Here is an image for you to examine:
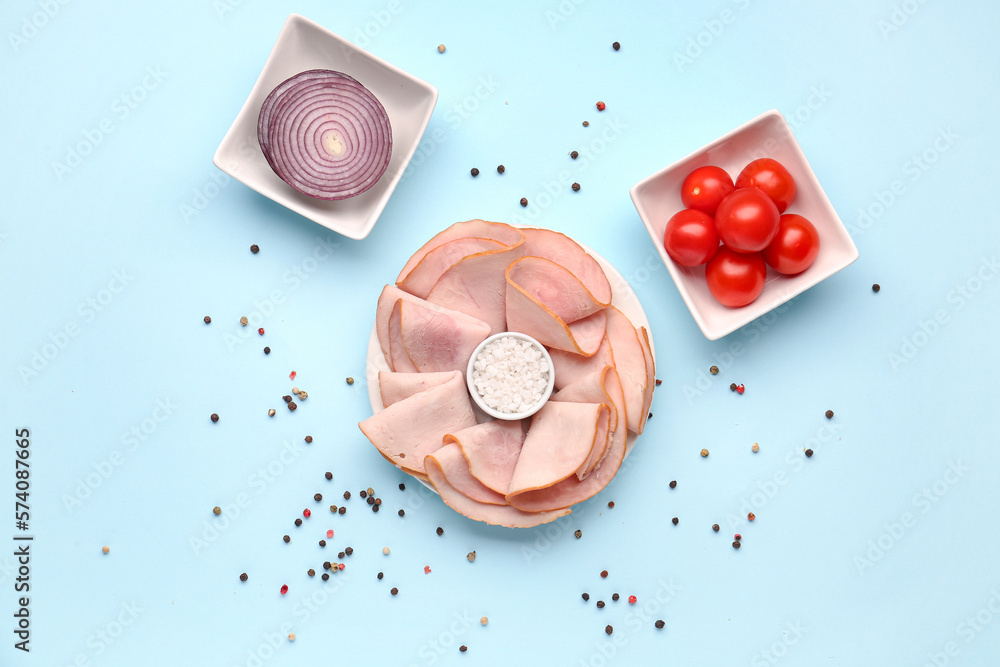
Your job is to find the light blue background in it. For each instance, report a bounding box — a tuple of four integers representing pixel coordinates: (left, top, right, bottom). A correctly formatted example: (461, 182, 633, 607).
(2, 1, 999, 665)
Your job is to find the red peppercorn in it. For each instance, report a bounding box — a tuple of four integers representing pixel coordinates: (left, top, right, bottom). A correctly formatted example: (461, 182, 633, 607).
(736, 383, 745, 394)
(596, 101, 606, 111)
(628, 595, 637, 604)
(289, 371, 297, 380)
(280, 584, 288, 595)
(424, 565, 432, 574)
(338, 563, 345, 570)
(258, 327, 265, 335)
(734, 533, 742, 540)
(327, 529, 334, 538)
(303, 509, 311, 518)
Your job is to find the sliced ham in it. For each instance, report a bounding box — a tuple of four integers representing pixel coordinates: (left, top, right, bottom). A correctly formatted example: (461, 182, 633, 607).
(396, 237, 504, 298)
(358, 373, 476, 476)
(378, 370, 462, 408)
(606, 306, 655, 434)
(396, 219, 524, 286)
(444, 420, 525, 495)
(521, 227, 612, 307)
(550, 366, 619, 478)
(549, 334, 613, 391)
(506, 402, 609, 498)
(505, 257, 607, 356)
(424, 443, 506, 505)
(375, 284, 491, 373)
(425, 451, 571, 528)
(507, 367, 628, 512)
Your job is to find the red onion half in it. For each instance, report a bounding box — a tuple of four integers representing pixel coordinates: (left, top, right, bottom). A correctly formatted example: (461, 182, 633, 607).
(257, 69, 392, 200)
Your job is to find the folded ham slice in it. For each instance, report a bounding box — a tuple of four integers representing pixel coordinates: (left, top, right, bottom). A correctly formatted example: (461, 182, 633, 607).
(425, 450, 571, 528)
(424, 443, 506, 505)
(375, 285, 490, 373)
(443, 420, 525, 495)
(358, 373, 477, 476)
(606, 306, 655, 434)
(521, 228, 613, 307)
(548, 334, 613, 391)
(507, 366, 628, 512)
(378, 370, 462, 408)
(396, 219, 524, 287)
(506, 402, 609, 499)
(396, 237, 504, 299)
(505, 257, 608, 356)
(549, 366, 620, 478)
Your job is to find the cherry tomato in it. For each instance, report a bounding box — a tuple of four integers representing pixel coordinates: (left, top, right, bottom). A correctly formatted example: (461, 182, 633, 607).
(705, 246, 767, 307)
(663, 209, 719, 266)
(680, 165, 735, 216)
(763, 213, 820, 275)
(735, 158, 796, 213)
(713, 188, 780, 253)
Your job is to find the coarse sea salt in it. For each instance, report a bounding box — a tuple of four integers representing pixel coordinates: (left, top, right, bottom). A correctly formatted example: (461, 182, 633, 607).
(471, 336, 550, 415)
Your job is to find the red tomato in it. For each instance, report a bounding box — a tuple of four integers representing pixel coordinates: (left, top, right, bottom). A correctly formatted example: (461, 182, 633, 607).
(663, 209, 719, 266)
(763, 213, 820, 274)
(680, 165, 735, 216)
(713, 188, 780, 253)
(705, 246, 767, 307)
(735, 158, 796, 213)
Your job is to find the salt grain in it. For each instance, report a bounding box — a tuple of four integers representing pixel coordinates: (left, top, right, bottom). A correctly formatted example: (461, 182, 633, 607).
(471, 336, 550, 414)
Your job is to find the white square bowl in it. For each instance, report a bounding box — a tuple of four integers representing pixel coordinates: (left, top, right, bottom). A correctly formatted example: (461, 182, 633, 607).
(630, 109, 859, 340)
(213, 13, 438, 240)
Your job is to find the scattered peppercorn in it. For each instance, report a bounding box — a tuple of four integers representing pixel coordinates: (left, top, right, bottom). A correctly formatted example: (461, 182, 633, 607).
(596, 101, 606, 111)
(712, 524, 720, 532)
(730, 383, 737, 391)
(612, 41, 620, 51)
(572, 182, 581, 191)
(283, 395, 292, 403)
(607, 501, 615, 509)
(710, 365, 719, 375)
(240, 572, 248, 582)
(258, 328, 265, 335)
(605, 625, 613, 635)
(280, 585, 288, 595)
(375, 498, 382, 506)
(377, 572, 384, 580)
(570, 150, 579, 159)
(324, 473, 331, 483)
(672, 517, 679, 525)
(736, 383, 745, 394)
(701, 449, 709, 458)
(307, 569, 315, 577)
(470, 168, 479, 177)
(520, 197, 528, 207)
(329, 505, 337, 513)
(283, 535, 290, 543)
(655, 378, 662, 386)
(825, 410, 834, 419)
(467, 551, 476, 562)
(294, 518, 302, 527)
(323, 561, 331, 570)
(240, 316, 248, 326)
(497, 165, 505, 174)
(302, 509, 311, 518)
(752, 442, 759, 453)
(597, 600, 606, 608)
(288, 401, 297, 411)
(436, 526, 444, 536)
(437, 44, 446, 53)
(102, 546, 110, 554)
(268, 408, 276, 417)
(669, 480, 677, 489)
(210, 413, 219, 423)
(366, 496, 375, 506)
(313, 493, 322, 502)
(582, 593, 590, 601)
(383, 547, 390, 555)
(481, 617, 488, 626)
(343, 491, 351, 500)
(460, 645, 468, 653)
(582, 121, 589, 127)
(748, 513, 756, 521)
(574, 529, 582, 539)
(288, 633, 295, 642)
(346, 377, 354, 385)
(367, 487, 374, 496)
(399, 483, 406, 490)
(872, 283, 881, 293)
(735, 533, 741, 540)
(600, 570, 608, 578)
(628, 595, 637, 604)
(612, 593, 620, 601)
(338, 551, 345, 559)
(204, 316, 211, 324)
(319, 540, 326, 547)
(338, 507, 346, 515)
(391, 587, 398, 596)
(264, 346, 271, 355)
(322, 573, 330, 581)
(345, 547, 353, 556)
(398, 509, 405, 517)
(655, 620, 665, 629)
(805, 449, 814, 458)
(733, 541, 741, 549)
(213, 506, 222, 515)
(360, 490, 368, 499)
(250, 244, 260, 254)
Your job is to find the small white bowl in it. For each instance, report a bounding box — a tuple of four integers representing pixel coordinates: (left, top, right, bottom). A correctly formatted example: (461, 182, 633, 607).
(630, 109, 859, 340)
(466, 332, 556, 421)
(213, 13, 438, 240)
